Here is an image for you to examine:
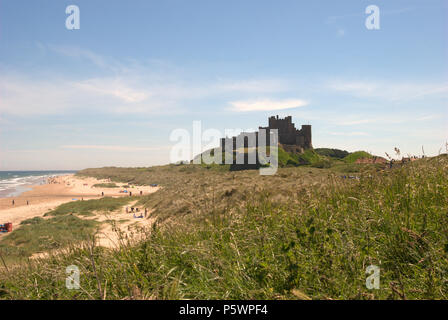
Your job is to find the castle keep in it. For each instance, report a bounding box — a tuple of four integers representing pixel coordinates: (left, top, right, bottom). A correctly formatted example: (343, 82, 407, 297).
(220, 115, 312, 154)
(260, 115, 312, 149)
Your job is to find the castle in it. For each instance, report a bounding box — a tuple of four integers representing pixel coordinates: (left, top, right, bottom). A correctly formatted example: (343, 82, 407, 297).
(220, 115, 312, 154)
(260, 115, 312, 150)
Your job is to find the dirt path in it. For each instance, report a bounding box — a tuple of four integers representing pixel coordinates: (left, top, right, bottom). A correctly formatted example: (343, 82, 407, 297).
(30, 201, 156, 259)
(94, 200, 156, 248)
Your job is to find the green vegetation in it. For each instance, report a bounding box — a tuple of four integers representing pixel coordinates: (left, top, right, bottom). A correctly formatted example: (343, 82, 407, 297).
(92, 183, 118, 188)
(0, 215, 98, 262)
(197, 146, 325, 168)
(277, 147, 301, 166)
(315, 148, 350, 159)
(0, 155, 446, 299)
(0, 197, 132, 263)
(44, 197, 131, 217)
(20, 217, 45, 225)
(194, 146, 376, 170)
(311, 158, 333, 169)
(295, 149, 321, 165)
(343, 151, 373, 163)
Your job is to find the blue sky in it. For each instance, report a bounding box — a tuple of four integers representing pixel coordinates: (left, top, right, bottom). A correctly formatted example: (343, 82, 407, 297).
(0, 0, 447, 170)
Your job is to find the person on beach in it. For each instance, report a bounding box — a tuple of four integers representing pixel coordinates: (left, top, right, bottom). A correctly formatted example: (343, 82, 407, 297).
(140, 191, 142, 196)
(27, 200, 29, 205)
(129, 191, 132, 197)
(145, 208, 147, 218)
(12, 200, 14, 206)
(102, 192, 104, 196)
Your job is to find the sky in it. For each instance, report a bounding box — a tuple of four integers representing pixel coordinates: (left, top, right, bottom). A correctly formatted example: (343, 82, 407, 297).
(0, 0, 447, 170)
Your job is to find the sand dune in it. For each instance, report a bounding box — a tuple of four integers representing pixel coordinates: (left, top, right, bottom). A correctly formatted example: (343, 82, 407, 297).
(0, 174, 159, 231)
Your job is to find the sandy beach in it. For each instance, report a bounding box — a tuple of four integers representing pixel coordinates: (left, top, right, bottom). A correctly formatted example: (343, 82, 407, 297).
(0, 174, 159, 233)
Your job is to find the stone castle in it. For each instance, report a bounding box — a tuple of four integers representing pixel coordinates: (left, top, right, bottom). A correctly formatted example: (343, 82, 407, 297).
(260, 115, 312, 151)
(220, 115, 312, 154)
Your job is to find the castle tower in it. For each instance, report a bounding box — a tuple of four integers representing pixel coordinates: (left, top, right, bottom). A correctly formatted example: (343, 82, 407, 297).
(301, 125, 312, 149)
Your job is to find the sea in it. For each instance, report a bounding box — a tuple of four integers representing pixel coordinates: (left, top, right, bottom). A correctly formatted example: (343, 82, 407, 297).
(0, 171, 77, 198)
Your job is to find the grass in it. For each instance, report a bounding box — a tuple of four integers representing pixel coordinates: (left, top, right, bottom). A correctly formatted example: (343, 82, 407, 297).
(344, 151, 373, 163)
(0, 215, 99, 263)
(44, 197, 131, 217)
(0, 197, 132, 264)
(92, 183, 118, 188)
(315, 148, 350, 159)
(277, 147, 301, 166)
(0, 155, 446, 299)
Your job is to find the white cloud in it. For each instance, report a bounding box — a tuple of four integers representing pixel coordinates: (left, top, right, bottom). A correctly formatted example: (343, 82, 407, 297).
(0, 74, 165, 116)
(333, 114, 441, 126)
(212, 79, 291, 94)
(330, 132, 369, 136)
(328, 80, 448, 102)
(416, 114, 438, 121)
(47, 45, 124, 72)
(0, 74, 292, 116)
(229, 98, 309, 112)
(61, 145, 170, 152)
(0, 48, 292, 116)
(74, 78, 150, 103)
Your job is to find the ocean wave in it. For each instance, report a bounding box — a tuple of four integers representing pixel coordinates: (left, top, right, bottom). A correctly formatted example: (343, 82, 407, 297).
(0, 172, 74, 198)
(0, 175, 47, 191)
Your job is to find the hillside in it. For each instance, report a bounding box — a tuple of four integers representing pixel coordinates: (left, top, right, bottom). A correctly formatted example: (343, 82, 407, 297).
(343, 151, 374, 163)
(0, 155, 446, 299)
(194, 146, 378, 170)
(315, 148, 350, 159)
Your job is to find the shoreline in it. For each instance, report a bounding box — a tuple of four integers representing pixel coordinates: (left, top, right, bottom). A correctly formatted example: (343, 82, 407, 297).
(0, 174, 159, 231)
(0, 171, 76, 199)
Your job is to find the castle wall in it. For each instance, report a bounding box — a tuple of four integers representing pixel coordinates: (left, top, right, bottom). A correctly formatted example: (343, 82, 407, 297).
(220, 116, 312, 162)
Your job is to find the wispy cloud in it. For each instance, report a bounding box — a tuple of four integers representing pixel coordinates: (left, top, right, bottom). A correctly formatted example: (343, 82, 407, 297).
(0, 74, 166, 116)
(212, 79, 291, 94)
(328, 80, 448, 102)
(47, 44, 125, 72)
(0, 46, 294, 116)
(0, 73, 291, 116)
(329, 132, 369, 136)
(229, 98, 308, 112)
(74, 78, 150, 103)
(333, 114, 441, 126)
(61, 145, 170, 152)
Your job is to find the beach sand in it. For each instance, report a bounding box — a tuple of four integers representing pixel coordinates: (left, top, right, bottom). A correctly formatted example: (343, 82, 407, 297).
(0, 174, 159, 239)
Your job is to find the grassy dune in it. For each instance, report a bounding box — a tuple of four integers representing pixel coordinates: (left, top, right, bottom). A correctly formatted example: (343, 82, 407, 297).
(0, 197, 132, 264)
(0, 155, 446, 299)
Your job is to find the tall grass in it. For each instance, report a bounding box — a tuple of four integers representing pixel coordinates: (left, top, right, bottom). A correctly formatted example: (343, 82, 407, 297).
(0, 197, 132, 264)
(0, 156, 446, 299)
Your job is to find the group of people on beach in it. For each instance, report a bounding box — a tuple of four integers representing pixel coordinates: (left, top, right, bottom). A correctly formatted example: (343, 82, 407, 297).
(47, 177, 60, 184)
(126, 206, 148, 219)
(11, 199, 29, 206)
